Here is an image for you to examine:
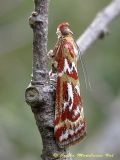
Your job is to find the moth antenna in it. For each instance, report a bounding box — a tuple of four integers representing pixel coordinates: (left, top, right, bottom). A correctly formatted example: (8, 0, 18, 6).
(76, 43, 92, 90)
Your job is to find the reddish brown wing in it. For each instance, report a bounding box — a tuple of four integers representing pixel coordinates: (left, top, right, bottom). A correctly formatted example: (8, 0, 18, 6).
(54, 37, 86, 148)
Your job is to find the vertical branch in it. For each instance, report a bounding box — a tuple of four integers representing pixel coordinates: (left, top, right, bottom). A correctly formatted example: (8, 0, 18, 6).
(25, 0, 71, 159)
(32, 0, 48, 83)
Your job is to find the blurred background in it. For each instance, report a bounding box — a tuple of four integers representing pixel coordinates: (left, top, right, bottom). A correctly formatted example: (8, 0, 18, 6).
(0, 0, 120, 160)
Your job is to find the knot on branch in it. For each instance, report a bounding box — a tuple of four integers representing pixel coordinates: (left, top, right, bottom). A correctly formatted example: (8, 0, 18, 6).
(25, 84, 45, 107)
(25, 82, 56, 108)
(98, 27, 109, 39)
(29, 11, 45, 28)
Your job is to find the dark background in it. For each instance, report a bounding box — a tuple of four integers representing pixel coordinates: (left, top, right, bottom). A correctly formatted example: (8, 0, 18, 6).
(0, 0, 120, 160)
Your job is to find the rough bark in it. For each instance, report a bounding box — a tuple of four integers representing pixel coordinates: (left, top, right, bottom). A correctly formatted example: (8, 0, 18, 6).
(25, 0, 120, 160)
(25, 0, 71, 160)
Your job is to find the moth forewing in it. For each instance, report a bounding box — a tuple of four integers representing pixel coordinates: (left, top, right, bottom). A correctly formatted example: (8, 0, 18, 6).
(49, 22, 87, 148)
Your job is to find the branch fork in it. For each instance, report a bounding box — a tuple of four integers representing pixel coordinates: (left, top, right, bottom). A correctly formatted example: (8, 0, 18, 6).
(29, 11, 46, 28)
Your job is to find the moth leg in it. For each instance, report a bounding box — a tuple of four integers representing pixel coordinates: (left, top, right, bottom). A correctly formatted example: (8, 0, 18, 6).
(51, 61, 58, 73)
(47, 49, 55, 59)
(49, 60, 58, 88)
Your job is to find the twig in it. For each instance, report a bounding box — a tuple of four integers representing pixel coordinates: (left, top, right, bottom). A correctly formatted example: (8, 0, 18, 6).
(77, 0, 120, 54)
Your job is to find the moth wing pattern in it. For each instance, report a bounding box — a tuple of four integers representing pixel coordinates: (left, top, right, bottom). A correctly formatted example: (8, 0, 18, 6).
(54, 37, 86, 148)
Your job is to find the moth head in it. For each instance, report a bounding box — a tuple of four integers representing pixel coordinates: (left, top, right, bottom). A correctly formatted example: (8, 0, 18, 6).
(56, 22, 73, 37)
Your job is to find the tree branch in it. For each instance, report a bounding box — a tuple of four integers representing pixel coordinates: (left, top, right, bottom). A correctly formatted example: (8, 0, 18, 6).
(25, 0, 71, 160)
(25, 0, 120, 160)
(77, 0, 120, 54)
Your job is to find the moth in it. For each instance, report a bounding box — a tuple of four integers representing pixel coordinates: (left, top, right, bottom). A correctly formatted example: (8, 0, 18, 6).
(48, 22, 86, 148)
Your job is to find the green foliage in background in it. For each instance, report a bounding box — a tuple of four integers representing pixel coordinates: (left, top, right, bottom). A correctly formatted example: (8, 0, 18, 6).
(0, 0, 120, 160)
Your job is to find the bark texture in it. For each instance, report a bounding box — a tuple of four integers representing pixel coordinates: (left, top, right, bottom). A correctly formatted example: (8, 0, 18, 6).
(25, 0, 71, 159)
